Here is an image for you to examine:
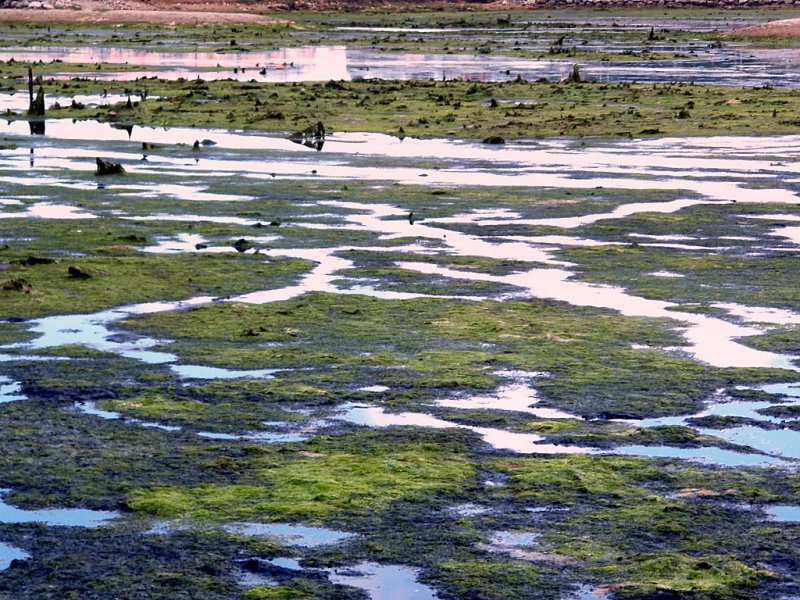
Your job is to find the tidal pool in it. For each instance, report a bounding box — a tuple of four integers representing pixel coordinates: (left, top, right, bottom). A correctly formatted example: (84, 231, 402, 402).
(0, 489, 117, 527)
(0, 376, 24, 403)
(0, 543, 29, 571)
(764, 505, 800, 523)
(336, 403, 589, 455)
(327, 562, 440, 600)
(222, 522, 353, 547)
(3, 43, 800, 87)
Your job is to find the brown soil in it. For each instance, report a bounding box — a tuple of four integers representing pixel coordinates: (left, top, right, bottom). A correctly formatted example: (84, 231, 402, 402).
(726, 17, 800, 38)
(0, 5, 285, 24)
(1, 0, 497, 25)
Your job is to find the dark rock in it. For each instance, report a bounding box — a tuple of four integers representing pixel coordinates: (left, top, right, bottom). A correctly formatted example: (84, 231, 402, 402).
(1, 278, 32, 292)
(67, 266, 92, 279)
(19, 255, 55, 266)
(232, 239, 252, 253)
(482, 135, 505, 145)
(95, 158, 124, 176)
(288, 121, 326, 151)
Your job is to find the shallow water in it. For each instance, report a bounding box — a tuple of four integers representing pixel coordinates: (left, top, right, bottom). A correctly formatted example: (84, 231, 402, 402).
(3, 119, 800, 468)
(613, 444, 788, 468)
(0, 489, 117, 527)
(0, 543, 29, 571)
(437, 380, 585, 419)
(3, 43, 800, 87)
(0, 376, 24, 403)
(336, 403, 589, 455)
(630, 384, 800, 462)
(490, 530, 540, 547)
(222, 522, 353, 547)
(764, 505, 800, 522)
(328, 562, 440, 600)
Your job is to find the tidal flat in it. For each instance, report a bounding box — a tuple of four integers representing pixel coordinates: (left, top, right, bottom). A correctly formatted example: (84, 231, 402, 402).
(2, 8, 800, 599)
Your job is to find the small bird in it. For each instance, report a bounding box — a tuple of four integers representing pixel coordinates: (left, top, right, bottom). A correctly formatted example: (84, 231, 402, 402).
(408, 211, 416, 225)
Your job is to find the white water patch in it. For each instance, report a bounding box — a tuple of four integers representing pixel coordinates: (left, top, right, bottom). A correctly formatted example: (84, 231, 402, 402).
(436, 381, 577, 419)
(142, 234, 279, 254)
(0, 543, 29, 571)
(714, 303, 800, 325)
(5, 122, 800, 209)
(75, 400, 310, 442)
(649, 271, 685, 278)
(612, 445, 788, 467)
(616, 384, 800, 463)
(398, 260, 793, 370)
(0, 202, 96, 220)
(1, 296, 215, 364)
(115, 184, 251, 203)
(231, 245, 484, 305)
(0, 376, 24, 403)
(327, 562, 440, 599)
(359, 385, 390, 393)
(335, 403, 589, 455)
(222, 523, 353, 547)
(0, 488, 118, 527)
(764, 505, 800, 522)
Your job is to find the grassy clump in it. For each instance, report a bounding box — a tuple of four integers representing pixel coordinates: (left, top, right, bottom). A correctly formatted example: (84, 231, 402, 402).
(128, 433, 474, 521)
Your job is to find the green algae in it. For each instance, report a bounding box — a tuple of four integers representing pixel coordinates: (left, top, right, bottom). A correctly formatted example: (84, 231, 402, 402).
(11, 76, 800, 140)
(244, 586, 315, 600)
(120, 292, 792, 418)
(128, 432, 474, 522)
(0, 253, 310, 318)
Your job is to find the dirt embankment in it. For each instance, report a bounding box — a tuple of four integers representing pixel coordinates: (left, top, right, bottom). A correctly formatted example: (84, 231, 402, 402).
(726, 18, 800, 38)
(0, 0, 496, 23)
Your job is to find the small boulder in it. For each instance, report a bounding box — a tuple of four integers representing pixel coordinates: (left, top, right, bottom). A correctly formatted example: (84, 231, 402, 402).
(67, 266, 92, 279)
(232, 239, 252, 253)
(95, 158, 124, 176)
(19, 255, 55, 266)
(482, 135, 505, 145)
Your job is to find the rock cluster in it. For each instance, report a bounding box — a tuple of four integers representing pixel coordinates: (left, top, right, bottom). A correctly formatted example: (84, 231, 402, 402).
(521, 0, 796, 5)
(0, 0, 78, 8)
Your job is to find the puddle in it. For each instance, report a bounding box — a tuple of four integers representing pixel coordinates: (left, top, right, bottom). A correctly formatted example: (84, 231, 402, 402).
(490, 530, 539, 547)
(76, 400, 305, 441)
(359, 385, 390, 393)
(628, 384, 800, 462)
(0, 543, 31, 571)
(613, 445, 789, 468)
(570, 585, 612, 600)
(764, 505, 800, 522)
(0, 543, 29, 571)
(0, 202, 96, 220)
(0, 92, 144, 113)
(75, 401, 181, 432)
(0, 488, 117, 527)
(397, 260, 795, 371)
(0, 377, 25, 403)
(222, 522, 353, 547)
(436, 381, 578, 419)
(253, 556, 439, 598)
(4, 43, 800, 87)
(328, 562, 439, 600)
(336, 403, 589, 455)
(170, 364, 279, 380)
(448, 503, 491, 517)
(196, 430, 308, 443)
